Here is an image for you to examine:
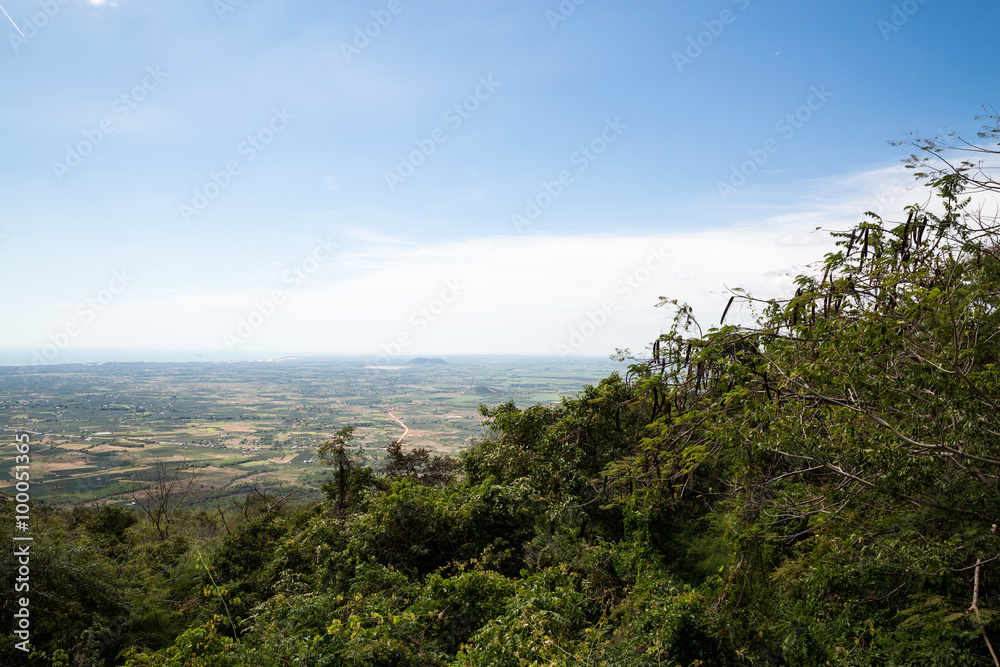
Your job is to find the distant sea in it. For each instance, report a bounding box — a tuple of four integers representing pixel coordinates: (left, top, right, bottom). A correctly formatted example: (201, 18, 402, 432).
(0, 349, 318, 366)
(0, 349, 625, 369)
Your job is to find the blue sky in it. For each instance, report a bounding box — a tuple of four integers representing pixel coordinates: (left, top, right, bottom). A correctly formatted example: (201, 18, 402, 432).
(1, 0, 998, 364)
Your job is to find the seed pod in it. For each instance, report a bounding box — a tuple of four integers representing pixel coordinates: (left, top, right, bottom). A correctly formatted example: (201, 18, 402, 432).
(915, 216, 926, 245)
(720, 296, 735, 325)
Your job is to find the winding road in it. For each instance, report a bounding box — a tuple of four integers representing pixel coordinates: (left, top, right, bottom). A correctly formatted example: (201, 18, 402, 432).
(387, 410, 409, 444)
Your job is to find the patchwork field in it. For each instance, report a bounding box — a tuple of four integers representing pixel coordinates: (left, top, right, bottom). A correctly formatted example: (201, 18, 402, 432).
(0, 355, 623, 507)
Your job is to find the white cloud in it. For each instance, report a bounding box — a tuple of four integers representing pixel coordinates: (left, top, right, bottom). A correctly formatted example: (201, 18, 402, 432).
(14, 163, 993, 362)
(15, 223, 833, 360)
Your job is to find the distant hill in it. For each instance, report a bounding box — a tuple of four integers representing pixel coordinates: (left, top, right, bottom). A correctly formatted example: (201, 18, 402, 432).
(406, 357, 448, 366)
(463, 385, 497, 395)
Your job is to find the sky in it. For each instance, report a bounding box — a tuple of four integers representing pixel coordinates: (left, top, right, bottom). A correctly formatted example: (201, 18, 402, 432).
(1, 0, 998, 365)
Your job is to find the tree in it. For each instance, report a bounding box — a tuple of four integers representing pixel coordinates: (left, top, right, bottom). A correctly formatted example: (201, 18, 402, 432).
(318, 426, 364, 513)
(128, 458, 202, 539)
(619, 111, 1000, 663)
(229, 482, 294, 523)
(382, 441, 459, 486)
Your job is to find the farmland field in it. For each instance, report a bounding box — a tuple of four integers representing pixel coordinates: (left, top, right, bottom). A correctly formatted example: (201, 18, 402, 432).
(0, 355, 623, 507)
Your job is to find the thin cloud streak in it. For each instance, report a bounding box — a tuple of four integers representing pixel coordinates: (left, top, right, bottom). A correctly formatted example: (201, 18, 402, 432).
(0, 3, 24, 37)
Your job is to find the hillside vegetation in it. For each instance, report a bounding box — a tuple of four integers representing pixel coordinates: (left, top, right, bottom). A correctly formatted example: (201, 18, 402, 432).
(4, 117, 1000, 666)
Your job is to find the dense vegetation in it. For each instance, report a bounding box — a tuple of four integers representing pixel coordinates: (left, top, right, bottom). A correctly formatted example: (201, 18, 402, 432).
(4, 117, 1000, 665)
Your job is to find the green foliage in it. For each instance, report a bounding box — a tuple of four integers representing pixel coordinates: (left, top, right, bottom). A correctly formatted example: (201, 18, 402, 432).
(465, 374, 633, 500)
(122, 619, 238, 667)
(451, 567, 589, 667)
(383, 441, 460, 486)
(345, 478, 535, 576)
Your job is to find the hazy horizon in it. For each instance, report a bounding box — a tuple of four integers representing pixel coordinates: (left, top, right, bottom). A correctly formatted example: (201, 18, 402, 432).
(0, 348, 629, 367)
